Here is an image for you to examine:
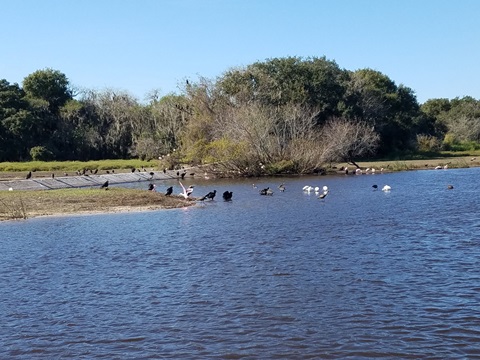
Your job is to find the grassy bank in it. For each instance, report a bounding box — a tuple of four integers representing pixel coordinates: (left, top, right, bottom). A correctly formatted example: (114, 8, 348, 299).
(0, 188, 194, 221)
(0, 159, 159, 173)
(343, 154, 480, 172)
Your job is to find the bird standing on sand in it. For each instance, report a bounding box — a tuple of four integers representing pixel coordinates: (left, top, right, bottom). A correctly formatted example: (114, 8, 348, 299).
(165, 186, 173, 196)
(100, 180, 109, 189)
(178, 181, 194, 198)
(26, 171, 32, 179)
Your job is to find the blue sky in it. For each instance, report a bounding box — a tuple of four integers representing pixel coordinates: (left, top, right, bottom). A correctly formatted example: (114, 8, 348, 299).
(2, 0, 479, 104)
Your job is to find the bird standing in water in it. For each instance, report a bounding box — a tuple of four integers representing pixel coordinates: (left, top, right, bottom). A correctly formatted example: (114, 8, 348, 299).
(100, 180, 109, 189)
(260, 187, 273, 196)
(223, 191, 233, 201)
(318, 191, 328, 199)
(205, 190, 217, 200)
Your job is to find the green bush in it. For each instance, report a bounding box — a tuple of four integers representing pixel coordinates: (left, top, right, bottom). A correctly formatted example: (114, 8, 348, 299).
(30, 146, 54, 161)
(264, 160, 297, 174)
(416, 134, 441, 152)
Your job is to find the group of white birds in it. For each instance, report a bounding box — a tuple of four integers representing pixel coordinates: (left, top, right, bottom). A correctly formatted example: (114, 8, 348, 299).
(303, 185, 329, 199)
(302, 183, 392, 199)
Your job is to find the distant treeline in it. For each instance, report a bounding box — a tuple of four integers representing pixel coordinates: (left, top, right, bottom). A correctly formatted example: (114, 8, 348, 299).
(1, 57, 479, 175)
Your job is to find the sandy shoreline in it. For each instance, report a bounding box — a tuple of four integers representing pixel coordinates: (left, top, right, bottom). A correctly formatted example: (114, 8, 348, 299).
(0, 188, 195, 222)
(26, 204, 193, 220)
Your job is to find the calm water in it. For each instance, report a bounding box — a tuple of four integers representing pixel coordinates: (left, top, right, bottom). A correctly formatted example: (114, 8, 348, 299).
(1, 168, 480, 359)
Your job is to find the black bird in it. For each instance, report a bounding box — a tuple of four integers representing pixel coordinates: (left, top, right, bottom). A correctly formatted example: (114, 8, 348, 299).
(148, 183, 156, 191)
(181, 172, 186, 179)
(165, 186, 173, 196)
(205, 190, 217, 200)
(223, 191, 233, 201)
(93, 169, 98, 174)
(260, 187, 273, 196)
(163, 168, 167, 174)
(318, 191, 328, 199)
(131, 168, 136, 173)
(150, 172, 154, 176)
(51, 173, 55, 179)
(372, 184, 378, 190)
(197, 190, 216, 202)
(100, 180, 109, 189)
(26, 171, 32, 179)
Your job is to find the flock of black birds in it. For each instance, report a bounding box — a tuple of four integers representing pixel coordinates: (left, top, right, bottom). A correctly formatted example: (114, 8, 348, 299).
(146, 183, 233, 202)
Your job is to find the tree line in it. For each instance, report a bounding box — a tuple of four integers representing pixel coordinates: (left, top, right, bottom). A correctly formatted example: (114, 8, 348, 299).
(1, 57, 479, 175)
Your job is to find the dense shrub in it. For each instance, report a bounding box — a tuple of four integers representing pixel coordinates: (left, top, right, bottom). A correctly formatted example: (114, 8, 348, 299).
(30, 146, 54, 161)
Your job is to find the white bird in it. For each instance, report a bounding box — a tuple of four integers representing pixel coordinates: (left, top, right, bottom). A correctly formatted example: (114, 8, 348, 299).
(303, 185, 313, 192)
(322, 186, 328, 192)
(382, 185, 391, 192)
(435, 165, 442, 170)
(8, 187, 13, 191)
(178, 181, 194, 198)
(314, 186, 320, 192)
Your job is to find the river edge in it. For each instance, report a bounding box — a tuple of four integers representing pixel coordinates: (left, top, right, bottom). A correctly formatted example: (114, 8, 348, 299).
(0, 188, 195, 222)
(1, 155, 479, 222)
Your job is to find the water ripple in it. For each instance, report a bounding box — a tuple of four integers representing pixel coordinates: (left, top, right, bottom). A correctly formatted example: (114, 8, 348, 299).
(1, 168, 480, 358)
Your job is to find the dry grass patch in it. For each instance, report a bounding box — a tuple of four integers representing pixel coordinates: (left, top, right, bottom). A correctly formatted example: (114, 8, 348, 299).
(0, 188, 194, 221)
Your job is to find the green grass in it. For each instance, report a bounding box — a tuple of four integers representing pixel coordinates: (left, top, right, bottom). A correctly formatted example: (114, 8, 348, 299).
(0, 159, 159, 172)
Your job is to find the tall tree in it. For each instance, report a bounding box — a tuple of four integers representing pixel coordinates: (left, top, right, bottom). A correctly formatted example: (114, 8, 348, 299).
(23, 68, 73, 113)
(0, 80, 31, 160)
(345, 69, 420, 155)
(217, 56, 347, 123)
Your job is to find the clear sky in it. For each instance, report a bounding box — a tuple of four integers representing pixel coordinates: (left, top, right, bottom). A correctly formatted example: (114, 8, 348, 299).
(2, 0, 479, 104)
